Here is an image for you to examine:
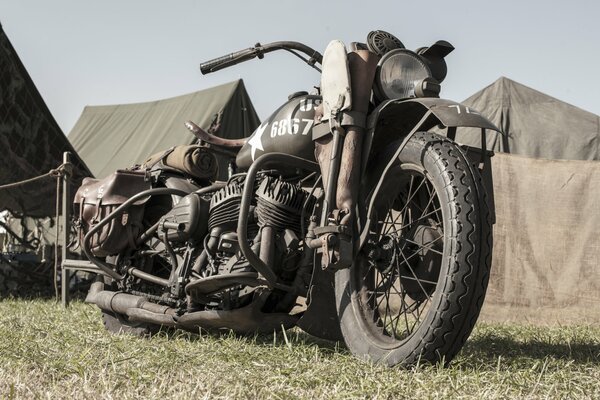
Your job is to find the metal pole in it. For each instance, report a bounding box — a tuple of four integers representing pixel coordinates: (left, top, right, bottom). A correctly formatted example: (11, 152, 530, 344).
(61, 152, 71, 307)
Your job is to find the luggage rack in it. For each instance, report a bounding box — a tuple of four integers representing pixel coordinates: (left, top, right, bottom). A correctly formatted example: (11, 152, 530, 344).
(58, 152, 104, 306)
(61, 259, 103, 306)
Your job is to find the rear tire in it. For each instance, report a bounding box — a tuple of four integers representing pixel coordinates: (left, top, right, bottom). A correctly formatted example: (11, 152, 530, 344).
(101, 308, 159, 337)
(335, 132, 492, 367)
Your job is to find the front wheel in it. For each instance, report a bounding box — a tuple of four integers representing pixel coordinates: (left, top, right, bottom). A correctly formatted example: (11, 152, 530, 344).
(335, 132, 492, 367)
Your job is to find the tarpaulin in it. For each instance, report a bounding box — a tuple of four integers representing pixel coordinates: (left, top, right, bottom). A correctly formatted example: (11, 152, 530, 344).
(480, 152, 600, 323)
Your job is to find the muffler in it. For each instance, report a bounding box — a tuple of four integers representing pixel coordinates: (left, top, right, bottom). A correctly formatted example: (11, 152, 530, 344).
(126, 308, 177, 327)
(85, 281, 177, 326)
(177, 308, 298, 335)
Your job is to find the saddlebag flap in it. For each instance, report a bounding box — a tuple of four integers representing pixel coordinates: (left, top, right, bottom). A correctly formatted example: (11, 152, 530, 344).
(143, 145, 218, 181)
(73, 170, 152, 257)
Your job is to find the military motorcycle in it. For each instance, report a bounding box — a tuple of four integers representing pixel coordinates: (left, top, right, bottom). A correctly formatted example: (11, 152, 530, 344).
(76, 30, 499, 367)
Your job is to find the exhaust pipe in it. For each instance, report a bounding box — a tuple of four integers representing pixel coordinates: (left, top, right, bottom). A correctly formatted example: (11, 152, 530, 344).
(177, 308, 299, 334)
(178, 290, 299, 334)
(86, 281, 177, 326)
(86, 284, 299, 333)
(126, 308, 177, 327)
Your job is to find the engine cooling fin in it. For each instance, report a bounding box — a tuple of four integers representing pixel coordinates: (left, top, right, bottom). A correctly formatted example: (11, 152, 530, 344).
(208, 183, 243, 231)
(255, 176, 312, 235)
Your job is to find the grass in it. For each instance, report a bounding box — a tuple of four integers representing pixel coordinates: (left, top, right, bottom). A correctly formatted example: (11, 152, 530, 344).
(0, 299, 598, 399)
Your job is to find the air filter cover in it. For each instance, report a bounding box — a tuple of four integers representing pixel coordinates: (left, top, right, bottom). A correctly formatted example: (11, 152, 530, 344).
(366, 30, 405, 56)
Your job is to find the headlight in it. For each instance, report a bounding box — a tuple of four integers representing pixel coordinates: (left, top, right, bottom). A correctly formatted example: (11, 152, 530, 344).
(373, 49, 434, 101)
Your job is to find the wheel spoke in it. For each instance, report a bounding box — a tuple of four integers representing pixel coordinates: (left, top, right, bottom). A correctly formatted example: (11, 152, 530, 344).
(383, 208, 403, 236)
(397, 176, 427, 217)
(393, 241, 430, 268)
(389, 285, 408, 337)
(398, 275, 437, 286)
(425, 181, 443, 224)
(396, 241, 432, 302)
(396, 256, 420, 333)
(399, 207, 442, 231)
(418, 182, 438, 220)
(383, 208, 401, 236)
(402, 236, 444, 256)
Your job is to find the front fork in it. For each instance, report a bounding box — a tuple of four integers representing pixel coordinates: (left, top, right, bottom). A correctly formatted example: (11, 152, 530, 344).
(310, 126, 354, 270)
(308, 49, 379, 270)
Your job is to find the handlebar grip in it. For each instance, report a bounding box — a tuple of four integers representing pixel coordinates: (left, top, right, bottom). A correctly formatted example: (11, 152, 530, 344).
(200, 47, 256, 74)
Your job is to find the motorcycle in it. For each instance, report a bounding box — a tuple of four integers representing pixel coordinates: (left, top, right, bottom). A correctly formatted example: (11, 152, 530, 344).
(76, 30, 499, 367)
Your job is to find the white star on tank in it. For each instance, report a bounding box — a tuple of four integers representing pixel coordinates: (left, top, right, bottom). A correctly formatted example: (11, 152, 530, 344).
(248, 121, 268, 160)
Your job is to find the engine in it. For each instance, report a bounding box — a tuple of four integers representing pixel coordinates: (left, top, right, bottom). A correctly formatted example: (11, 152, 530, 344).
(157, 174, 313, 310)
(200, 175, 312, 280)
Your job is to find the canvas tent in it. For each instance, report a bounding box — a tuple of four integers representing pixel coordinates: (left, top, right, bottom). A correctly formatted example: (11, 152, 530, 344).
(0, 22, 91, 218)
(455, 77, 600, 160)
(0, 21, 93, 297)
(454, 77, 600, 324)
(68, 80, 260, 180)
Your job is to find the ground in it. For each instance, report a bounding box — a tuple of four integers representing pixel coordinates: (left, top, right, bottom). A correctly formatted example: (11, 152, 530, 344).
(0, 299, 598, 399)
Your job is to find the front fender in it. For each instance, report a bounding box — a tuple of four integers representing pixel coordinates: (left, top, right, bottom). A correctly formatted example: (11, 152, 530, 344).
(364, 97, 501, 160)
(394, 98, 500, 131)
(358, 98, 500, 246)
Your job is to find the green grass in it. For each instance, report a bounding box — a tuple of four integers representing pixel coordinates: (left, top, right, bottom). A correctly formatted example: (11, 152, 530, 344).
(0, 299, 598, 399)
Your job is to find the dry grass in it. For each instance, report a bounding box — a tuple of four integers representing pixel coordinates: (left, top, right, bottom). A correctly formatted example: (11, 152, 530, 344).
(0, 299, 599, 399)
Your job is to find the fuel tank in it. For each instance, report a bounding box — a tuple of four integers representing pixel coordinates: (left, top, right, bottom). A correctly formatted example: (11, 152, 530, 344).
(236, 94, 321, 169)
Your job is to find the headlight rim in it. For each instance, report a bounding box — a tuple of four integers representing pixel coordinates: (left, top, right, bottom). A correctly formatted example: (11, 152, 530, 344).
(373, 49, 433, 102)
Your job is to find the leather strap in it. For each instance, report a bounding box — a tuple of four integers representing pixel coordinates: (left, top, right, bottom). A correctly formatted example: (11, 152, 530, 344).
(340, 110, 367, 128)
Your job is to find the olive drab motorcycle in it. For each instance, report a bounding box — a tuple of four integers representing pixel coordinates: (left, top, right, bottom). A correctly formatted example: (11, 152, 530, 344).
(76, 30, 500, 367)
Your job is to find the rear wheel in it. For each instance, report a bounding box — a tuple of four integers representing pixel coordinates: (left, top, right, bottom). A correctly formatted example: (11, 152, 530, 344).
(335, 132, 492, 367)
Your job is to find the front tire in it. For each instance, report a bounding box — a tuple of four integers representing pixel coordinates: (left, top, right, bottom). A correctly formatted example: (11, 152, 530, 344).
(335, 132, 492, 367)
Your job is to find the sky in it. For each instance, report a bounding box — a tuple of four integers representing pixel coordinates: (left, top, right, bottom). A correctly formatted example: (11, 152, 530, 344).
(1, 0, 599, 134)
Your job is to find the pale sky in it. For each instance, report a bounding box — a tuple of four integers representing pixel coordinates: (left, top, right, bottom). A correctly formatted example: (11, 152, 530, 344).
(1, 0, 599, 134)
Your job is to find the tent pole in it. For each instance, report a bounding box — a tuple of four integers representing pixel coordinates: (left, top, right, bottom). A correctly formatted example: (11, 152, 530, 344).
(61, 152, 71, 307)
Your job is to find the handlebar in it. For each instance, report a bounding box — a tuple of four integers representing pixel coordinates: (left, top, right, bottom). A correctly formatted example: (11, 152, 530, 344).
(200, 47, 258, 74)
(200, 41, 323, 75)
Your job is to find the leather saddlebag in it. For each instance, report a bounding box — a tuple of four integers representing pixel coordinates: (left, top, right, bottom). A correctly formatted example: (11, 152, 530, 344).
(73, 170, 151, 257)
